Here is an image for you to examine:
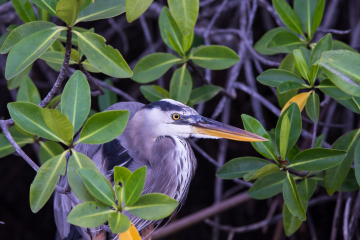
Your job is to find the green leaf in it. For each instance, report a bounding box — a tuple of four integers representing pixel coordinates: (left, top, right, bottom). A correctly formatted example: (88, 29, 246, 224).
(125, 166, 146, 207)
(283, 201, 306, 236)
(76, 0, 126, 23)
(283, 171, 306, 221)
(168, 0, 199, 36)
(190, 85, 222, 105)
(114, 166, 132, 204)
(278, 81, 308, 94)
(248, 171, 287, 200)
(75, 31, 132, 78)
(325, 129, 360, 195)
(169, 64, 192, 104)
(68, 151, 98, 202)
(114, 166, 132, 186)
(280, 53, 301, 77)
(8, 102, 64, 142)
(98, 79, 117, 112)
(257, 69, 305, 87)
(82, 59, 101, 73)
(280, 112, 290, 160)
(319, 50, 360, 97)
(241, 114, 278, 161)
(332, 40, 357, 53)
(56, 0, 86, 26)
(318, 79, 352, 100)
(42, 108, 74, 145)
(288, 148, 346, 171)
(305, 92, 319, 122)
(254, 27, 295, 55)
(12, 0, 37, 23)
(0, 127, 34, 158)
(5, 27, 65, 80)
(127, 193, 178, 220)
(37, 6, 51, 21)
(310, 34, 332, 66)
(126, 0, 153, 22)
(311, 0, 325, 36)
(273, 0, 303, 35)
(165, 29, 184, 56)
(67, 201, 114, 228)
(267, 31, 306, 53)
(39, 141, 64, 165)
(140, 85, 170, 103)
(293, 0, 317, 39)
(297, 178, 317, 201)
(29, 0, 57, 15)
(216, 157, 270, 179)
(277, 89, 298, 108)
(314, 134, 324, 148)
(0, 21, 56, 54)
(61, 70, 91, 134)
(77, 110, 129, 144)
(243, 164, 280, 182)
(190, 45, 240, 70)
(354, 140, 360, 186)
(159, 7, 184, 54)
(275, 103, 302, 160)
(78, 168, 116, 206)
(339, 169, 360, 192)
(293, 49, 310, 80)
(16, 76, 41, 104)
(30, 151, 68, 213)
(39, 51, 77, 65)
(7, 63, 32, 90)
(287, 144, 300, 162)
(108, 212, 130, 233)
(131, 53, 181, 83)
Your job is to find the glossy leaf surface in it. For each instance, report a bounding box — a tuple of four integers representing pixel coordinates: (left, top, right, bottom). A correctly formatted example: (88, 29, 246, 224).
(216, 157, 270, 179)
(5, 27, 64, 79)
(125, 166, 146, 207)
(68, 151, 98, 202)
(30, 151, 67, 213)
(39, 141, 64, 165)
(67, 201, 114, 228)
(248, 171, 287, 200)
(8, 102, 63, 142)
(61, 70, 91, 134)
(76, 31, 132, 78)
(127, 193, 178, 220)
(77, 110, 129, 144)
(132, 53, 181, 83)
(78, 169, 116, 206)
(169, 64, 192, 104)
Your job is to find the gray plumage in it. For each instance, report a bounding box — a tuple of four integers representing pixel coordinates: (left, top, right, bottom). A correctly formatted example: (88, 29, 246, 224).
(54, 99, 265, 240)
(54, 100, 197, 240)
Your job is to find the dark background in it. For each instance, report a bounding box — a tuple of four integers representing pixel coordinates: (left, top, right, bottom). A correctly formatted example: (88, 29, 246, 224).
(1, 0, 359, 239)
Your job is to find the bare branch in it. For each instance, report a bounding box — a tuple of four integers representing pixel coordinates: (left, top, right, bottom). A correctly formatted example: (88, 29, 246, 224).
(330, 192, 343, 240)
(343, 196, 352, 240)
(39, 27, 72, 108)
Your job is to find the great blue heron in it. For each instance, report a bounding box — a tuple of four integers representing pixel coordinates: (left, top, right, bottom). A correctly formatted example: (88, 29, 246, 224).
(54, 99, 266, 240)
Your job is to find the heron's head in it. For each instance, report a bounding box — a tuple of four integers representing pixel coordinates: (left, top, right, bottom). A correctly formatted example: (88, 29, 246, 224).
(134, 99, 267, 142)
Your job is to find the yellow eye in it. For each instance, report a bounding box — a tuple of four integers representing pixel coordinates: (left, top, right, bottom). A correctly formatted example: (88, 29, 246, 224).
(172, 113, 180, 120)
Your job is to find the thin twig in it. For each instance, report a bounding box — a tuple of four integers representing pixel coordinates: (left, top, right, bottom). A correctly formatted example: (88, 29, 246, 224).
(349, 190, 360, 239)
(311, 122, 318, 148)
(79, 63, 105, 95)
(330, 192, 343, 240)
(0, 121, 39, 171)
(39, 27, 72, 108)
(343, 196, 352, 240)
(317, 28, 352, 35)
(307, 212, 318, 240)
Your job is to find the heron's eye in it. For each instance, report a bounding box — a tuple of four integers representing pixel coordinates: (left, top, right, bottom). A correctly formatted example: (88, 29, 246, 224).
(172, 113, 180, 120)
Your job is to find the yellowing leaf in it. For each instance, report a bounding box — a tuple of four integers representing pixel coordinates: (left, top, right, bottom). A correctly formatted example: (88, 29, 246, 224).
(118, 223, 141, 240)
(281, 91, 312, 114)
